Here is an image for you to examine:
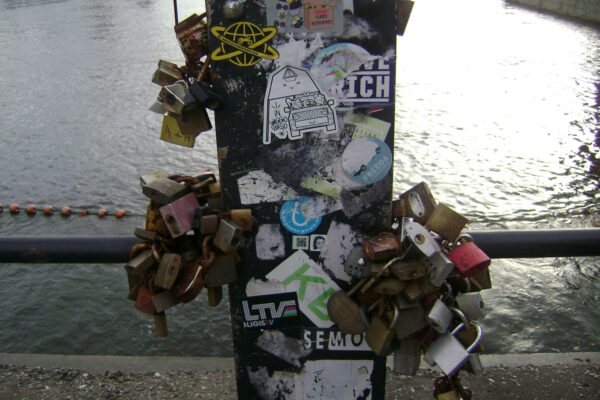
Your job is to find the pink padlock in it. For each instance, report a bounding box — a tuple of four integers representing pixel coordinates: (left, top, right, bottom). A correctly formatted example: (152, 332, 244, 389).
(159, 192, 200, 238)
(447, 234, 490, 278)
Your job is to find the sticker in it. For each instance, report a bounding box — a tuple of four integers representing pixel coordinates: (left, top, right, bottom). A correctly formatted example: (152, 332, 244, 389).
(331, 57, 393, 106)
(344, 113, 390, 140)
(266, 0, 343, 35)
(318, 221, 363, 282)
(238, 170, 297, 205)
(280, 196, 323, 235)
(263, 66, 338, 145)
(292, 235, 310, 250)
(241, 292, 300, 330)
(309, 234, 327, 252)
(301, 360, 373, 399)
(303, 328, 371, 352)
(211, 21, 279, 67)
(266, 250, 341, 328)
(256, 224, 286, 260)
(341, 137, 392, 186)
(309, 43, 373, 92)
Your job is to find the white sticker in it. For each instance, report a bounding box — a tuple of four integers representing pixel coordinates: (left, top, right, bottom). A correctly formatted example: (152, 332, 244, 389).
(263, 66, 338, 145)
(299, 360, 373, 399)
(318, 221, 364, 282)
(266, 250, 340, 328)
(292, 235, 310, 250)
(238, 170, 298, 205)
(256, 224, 286, 260)
(256, 330, 312, 368)
(309, 234, 327, 252)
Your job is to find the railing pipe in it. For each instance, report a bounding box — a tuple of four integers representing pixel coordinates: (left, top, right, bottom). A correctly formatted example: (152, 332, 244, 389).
(0, 229, 598, 264)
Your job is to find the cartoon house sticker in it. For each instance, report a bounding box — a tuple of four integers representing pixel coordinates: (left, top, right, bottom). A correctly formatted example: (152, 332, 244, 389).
(263, 66, 338, 144)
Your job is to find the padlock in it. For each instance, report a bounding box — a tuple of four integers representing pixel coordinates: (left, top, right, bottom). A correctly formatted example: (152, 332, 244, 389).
(145, 203, 169, 234)
(213, 219, 244, 253)
(170, 106, 212, 136)
(361, 256, 403, 294)
(134, 227, 158, 242)
(433, 376, 461, 400)
(469, 266, 492, 290)
(392, 337, 421, 376)
(151, 291, 180, 313)
(362, 232, 401, 262)
(155, 253, 182, 290)
(448, 235, 491, 278)
(425, 203, 469, 242)
(425, 321, 482, 376)
(152, 59, 181, 86)
(344, 247, 370, 278)
(456, 292, 486, 321)
(402, 279, 426, 303)
(327, 278, 369, 334)
(207, 182, 224, 209)
(396, 0, 415, 36)
(174, 13, 208, 64)
(403, 221, 442, 257)
(159, 192, 201, 238)
(191, 206, 208, 230)
(135, 277, 158, 315)
(463, 352, 484, 375)
(367, 259, 392, 277)
(394, 304, 427, 339)
(207, 286, 223, 307)
(158, 81, 198, 116)
(426, 298, 453, 333)
(173, 262, 205, 303)
(153, 312, 168, 338)
(140, 171, 169, 186)
(228, 209, 253, 232)
(423, 250, 455, 287)
(190, 80, 222, 110)
(392, 182, 437, 225)
(126, 249, 155, 275)
(200, 214, 220, 235)
(390, 260, 427, 280)
(373, 277, 406, 295)
(142, 177, 188, 205)
(205, 255, 237, 287)
(124, 265, 141, 301)
(160, 113, 197, 148)
(450, 307, 485, 353)
(365, 305, 400, 356)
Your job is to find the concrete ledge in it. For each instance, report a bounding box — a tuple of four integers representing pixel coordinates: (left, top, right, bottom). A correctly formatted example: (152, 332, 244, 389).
(1, 352, 598, 374)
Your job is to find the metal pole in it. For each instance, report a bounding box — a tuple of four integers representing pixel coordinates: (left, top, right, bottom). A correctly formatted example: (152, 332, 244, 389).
(0, 229, 598, 264)
(173, 0, 179, 25)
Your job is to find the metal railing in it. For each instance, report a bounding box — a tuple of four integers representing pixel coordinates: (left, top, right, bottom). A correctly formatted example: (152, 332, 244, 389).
(0, 229, 599, 263)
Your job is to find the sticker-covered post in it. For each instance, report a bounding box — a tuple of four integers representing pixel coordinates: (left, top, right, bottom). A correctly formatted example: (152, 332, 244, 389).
(208, 1, 401, 398)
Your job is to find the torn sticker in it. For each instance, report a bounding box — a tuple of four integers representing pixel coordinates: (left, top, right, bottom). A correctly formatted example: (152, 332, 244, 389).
(263, 66, 338, 145)
(331, 56, 393, 107)
(341, 137, 392, 186)
(256, 330, 312, 367)
(280, 196, 323, 235)
(238, 170, 298, 205)
(266, 250, 341, 328)
(248, 366, 296, 400)
(344, 113, 391, 141)
(256, 224, 286, 260)
(299, 360, 373, 399)
(318, 221, 364, 282)
(309, 43, 374, 92)
(211, 21, 279, 67)
(298, 195, 342, 220)
(266, 0, 344, 36)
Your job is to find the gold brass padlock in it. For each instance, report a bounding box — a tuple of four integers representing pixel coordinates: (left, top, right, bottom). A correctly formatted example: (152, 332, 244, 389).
(392, 182, 437, 225)
(207, 286, 223, 307)
(152, 59, 182, 87)
(425, 203, 469, 242)
(213, 219, 244, 253)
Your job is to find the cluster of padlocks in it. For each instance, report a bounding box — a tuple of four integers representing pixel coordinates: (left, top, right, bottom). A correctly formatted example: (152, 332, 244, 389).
(149, 13, 220, 148)
(328, 182, 491, 399)
(125, 171, 251, 337)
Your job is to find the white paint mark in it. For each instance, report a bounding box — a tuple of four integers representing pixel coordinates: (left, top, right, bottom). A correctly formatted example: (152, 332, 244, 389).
(246, 278, 287, 298)
(247, 366, 296, 400)
(255, 224, 286, 260)
(297, 360, 373, 399)
(238, 170, 297, 205)
(256, 330, 312, 368)
(318, 221, 365, 283)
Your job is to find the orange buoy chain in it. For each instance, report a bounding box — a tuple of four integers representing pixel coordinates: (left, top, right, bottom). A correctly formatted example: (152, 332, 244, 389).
(0, 203, 126, 218)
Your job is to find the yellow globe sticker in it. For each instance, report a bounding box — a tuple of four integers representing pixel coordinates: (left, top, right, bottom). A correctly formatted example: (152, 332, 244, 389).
(211, 22, 279, 67)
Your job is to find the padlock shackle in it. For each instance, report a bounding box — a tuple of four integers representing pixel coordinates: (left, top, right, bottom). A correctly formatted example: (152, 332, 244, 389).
(451, 321, 483, 352)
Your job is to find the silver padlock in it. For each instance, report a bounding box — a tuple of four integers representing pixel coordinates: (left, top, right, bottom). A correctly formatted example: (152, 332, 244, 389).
(426, 298, 453, 334)
(158, 81, 197, 116)
(466, 352, 484, 375)
(344, 247, 370, 278)
(142, 177, 188, 205)
(403, 221, 441, 257)
(213, 219, 244, 253)
(392, 337, 421, 376)
(425, 321, 482, 376)
(456, 292, 486, 321)
(422, 250, 455, 287)
(394, 304, 427, 339)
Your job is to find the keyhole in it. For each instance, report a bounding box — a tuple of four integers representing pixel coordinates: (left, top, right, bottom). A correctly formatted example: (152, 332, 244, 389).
(414, 234, 425, 244)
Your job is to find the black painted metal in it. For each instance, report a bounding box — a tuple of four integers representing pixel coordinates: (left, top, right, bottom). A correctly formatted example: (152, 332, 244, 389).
(0, 229, 598, 264)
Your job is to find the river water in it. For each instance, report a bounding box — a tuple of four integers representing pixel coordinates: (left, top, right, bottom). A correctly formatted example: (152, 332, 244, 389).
(0, 0, 598, 357)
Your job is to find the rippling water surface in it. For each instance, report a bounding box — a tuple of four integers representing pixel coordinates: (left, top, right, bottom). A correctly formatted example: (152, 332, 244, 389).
(0, 0, 598, 356)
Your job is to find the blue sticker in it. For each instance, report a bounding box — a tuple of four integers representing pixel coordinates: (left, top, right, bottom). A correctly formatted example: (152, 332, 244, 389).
(341, 137, 392, 185)
(280, 196, 322, 235)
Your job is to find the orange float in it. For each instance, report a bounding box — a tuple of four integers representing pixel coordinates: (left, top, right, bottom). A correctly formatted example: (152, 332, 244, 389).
(43, 205, 54, 216)
(26, 204, 37, 215)
(9, 203, 19, 214)
(61, 206, 72, 217)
